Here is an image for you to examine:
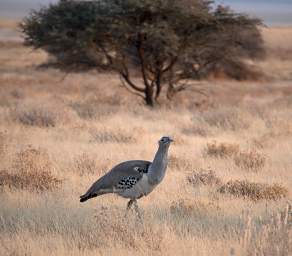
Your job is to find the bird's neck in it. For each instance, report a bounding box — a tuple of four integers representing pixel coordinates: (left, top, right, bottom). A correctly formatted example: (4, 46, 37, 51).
(148, 144, 169, 185)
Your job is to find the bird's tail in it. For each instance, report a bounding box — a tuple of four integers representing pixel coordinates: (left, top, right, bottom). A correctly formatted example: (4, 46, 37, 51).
(79, 192, 97, 203)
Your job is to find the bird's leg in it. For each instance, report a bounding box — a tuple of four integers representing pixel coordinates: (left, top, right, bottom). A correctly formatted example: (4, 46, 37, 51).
(125, 199, 142, 220)
(127, 199, 135, 210)
(125, 199, 135, 217)
(133, 200, 142, 220)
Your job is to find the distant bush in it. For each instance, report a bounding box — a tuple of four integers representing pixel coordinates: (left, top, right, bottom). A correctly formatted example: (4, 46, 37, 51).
(0, 148, 61, 192)
(205, 141, 239, 158)
(187, 168, 222, 187)
(218, 180, 288, 201)
(91, 130, 136, 144)
(70, 101, 98, 120)
(234, 150, 266, 171)
(70, 98, 117, 120)
(15, 106, 56, 127)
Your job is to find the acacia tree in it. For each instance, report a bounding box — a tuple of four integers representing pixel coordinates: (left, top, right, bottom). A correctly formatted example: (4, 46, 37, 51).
(21, 0, 264, 106)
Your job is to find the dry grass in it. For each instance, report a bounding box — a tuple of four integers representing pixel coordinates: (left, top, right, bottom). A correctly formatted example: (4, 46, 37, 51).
(187, 168, 222, 187)
(234, 150, 266, 171)
(0, 19, 18, 29)
(170, 199, 220, 218)
(218, 180, 288, 201)
(241, 203, 292, 255)
(201, 108, 252, 131)
(0, 148, 61, 192)
(0, 168, 60, 192)
(15, 105, 57, 127)
(73, 153, 98, 176)
(91, 129, 136, 144)
(70, 97, 118, 120)
(0, 132, 6, 157)
(0, 20, 292, 255)
(168, 155, 193, 171)
(205, 141, 240, 158)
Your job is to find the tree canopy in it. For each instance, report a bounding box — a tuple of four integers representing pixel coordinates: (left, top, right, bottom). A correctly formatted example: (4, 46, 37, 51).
(21, 0, 265, 106)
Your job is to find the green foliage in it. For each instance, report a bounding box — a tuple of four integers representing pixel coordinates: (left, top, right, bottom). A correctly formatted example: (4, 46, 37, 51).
(21, 0, 265, 106)
(22, 0, 101, 65)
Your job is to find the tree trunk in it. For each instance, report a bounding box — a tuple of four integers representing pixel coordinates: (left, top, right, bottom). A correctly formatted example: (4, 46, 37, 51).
(145, 87, 155, 107)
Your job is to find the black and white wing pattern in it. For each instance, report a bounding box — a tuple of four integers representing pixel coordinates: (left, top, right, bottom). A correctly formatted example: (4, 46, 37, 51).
(116, 176, 140, 190)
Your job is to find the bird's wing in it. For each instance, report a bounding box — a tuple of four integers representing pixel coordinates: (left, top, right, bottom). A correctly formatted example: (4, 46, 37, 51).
(80, 160, 151, 202)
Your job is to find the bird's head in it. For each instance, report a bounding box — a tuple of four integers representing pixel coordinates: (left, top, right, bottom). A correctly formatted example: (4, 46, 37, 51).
(158, 136, 174, 146)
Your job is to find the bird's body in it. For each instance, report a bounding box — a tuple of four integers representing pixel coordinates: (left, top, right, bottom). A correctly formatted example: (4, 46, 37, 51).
(80, 136, 173, 215)
(117, 168, 154, 199)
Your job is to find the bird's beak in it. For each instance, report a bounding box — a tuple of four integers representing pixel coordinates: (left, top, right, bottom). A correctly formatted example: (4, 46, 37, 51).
(169, 138, 174, 142)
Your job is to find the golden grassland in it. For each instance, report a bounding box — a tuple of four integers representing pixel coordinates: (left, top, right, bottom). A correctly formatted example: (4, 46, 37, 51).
(0, 20, 292, 255)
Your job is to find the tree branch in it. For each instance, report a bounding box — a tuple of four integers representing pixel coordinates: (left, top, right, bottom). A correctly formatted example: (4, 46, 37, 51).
(136, 34, 152, 90)
(162, 56, 178, 73)
(119, 55, 145, 93)
(119, 75, 145, 100)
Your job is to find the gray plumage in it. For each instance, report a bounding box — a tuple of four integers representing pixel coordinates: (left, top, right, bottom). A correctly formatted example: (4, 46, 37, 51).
(80, 160, 151, 201)
(80, 136, 173, 215)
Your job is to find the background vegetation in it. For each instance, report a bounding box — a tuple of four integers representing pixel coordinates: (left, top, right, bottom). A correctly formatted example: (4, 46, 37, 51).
(21, 0, 264, 106)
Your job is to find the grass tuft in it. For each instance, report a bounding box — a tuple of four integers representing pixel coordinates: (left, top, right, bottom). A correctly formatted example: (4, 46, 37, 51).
(218, 180, 288, 201)
(70, 98, 118, 120)
(15, 106, 56, 127)
(187, 168, 222, 187)
(91, 130, 136, 144)
(0, 169, 61, 192)
(0, 148, 61, 192)
(205, 141, 240, 158)
(234, 150, 266, 171)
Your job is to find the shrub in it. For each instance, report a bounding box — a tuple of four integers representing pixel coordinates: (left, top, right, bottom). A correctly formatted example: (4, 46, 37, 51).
(187, 168, 222, 187)
(205, 141, 239, 158)
(218, 180, 288, 201)
(234, 150, 266, 171)
(91, 130, 136, 144)
(0, 169, 61, 192)
(70, 99, 117, 120)
(0, 148, 62, 192)
(15, 106, 56, 127)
